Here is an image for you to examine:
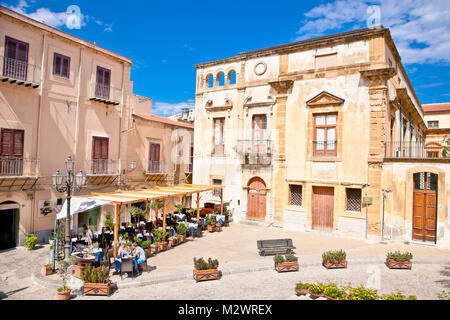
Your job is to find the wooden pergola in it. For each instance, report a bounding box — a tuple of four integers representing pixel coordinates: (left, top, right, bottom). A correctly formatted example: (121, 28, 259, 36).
(73, 184, 223, 259)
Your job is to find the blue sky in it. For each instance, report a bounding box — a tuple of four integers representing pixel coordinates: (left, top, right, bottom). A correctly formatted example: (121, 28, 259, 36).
(3, 0, 450, 116)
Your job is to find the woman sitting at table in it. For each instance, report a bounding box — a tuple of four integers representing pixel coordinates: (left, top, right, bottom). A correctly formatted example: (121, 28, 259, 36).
(131, 242, 146, 273)
(114, 241, 129, 273)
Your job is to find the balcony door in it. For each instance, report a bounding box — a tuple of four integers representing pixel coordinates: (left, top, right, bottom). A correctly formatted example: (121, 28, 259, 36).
(148, 142, 160, 173)
(213, 118, 224, 155)
(252, 115, 267, 153)
(412, 172, 437, 243)
(0, 129, 24, 176)
(95, 66, 111, 99)
(3, 37, 28, 80)
(92, 136, 109, 174)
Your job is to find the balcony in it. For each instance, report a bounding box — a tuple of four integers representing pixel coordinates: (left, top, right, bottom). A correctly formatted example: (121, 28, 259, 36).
(145, 160, 170, 174)
(0, 157, 40, 192)
(385, 141, 448, 160)
(237, 140, 273, 165)
(85, 159, 120, 185)
(1, 56, 40, 88)
(89, 82, 121, 105)
(312, 140, 337, 157)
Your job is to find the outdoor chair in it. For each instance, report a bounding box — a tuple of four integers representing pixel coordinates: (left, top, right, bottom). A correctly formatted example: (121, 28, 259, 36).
(138, 260, 149, 273)
(120, 258, 136, 279)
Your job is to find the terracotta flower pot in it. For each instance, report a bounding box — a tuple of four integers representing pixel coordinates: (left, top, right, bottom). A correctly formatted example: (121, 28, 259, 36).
(323, 259, 347, 269)
(215, 224, 222, 232)
(207, 225, 215, 232)
(158, 241, 168, 251)
(72, 263, 86, 280)
(177, 234, 186, 243)
(168, 237, 178, 247)
(275, 261, 299, 273)
(145, 248, 152, 258)
(42, 265, 53, 276)
(386, 258, 412, 269)
(57, 289, 71, 300)
(150, 244, 159, 254)
(295, 288, 310, 296)
(193, 268, 219, 282)
(83, 281, 112, 296)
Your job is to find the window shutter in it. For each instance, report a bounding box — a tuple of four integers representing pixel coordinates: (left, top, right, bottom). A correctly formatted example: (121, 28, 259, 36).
(62, 57, 69, 77)
(13, 130, 24, 156)
(1, 129, 13, 156)
(92, 137, 101, 159)
(101, 138, 109, 159)
(54, 54, 61, 75)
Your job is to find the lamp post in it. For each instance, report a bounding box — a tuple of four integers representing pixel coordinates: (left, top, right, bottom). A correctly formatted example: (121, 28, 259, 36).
(52, 155, 86, 260)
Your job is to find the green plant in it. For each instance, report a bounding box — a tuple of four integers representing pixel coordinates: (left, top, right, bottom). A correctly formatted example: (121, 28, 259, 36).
(193, 257, 219, 270)
(57, 286, 70, 292)
(323, 283, 346, 300)
(129, 206, 145, 220)
(387, 251, 413, 261)
(307, 282, 327, 295)
(81, 265, 110, 283)
(176, 223, 189, 235)
(175, 203, 184, 212)
(346, 284, 379, 300)
(141, 240, 151, 249)
(56, 259, 75, 290)
(103, 212, 115, 229)
(273, 254, 285, 264)
(322, 249, 346, 261)
(296, 282, 310, 290)
(437, 290, 450, 300)
(206, 215, 216, 226)
(24, 233, 38, 250)
(44, 263, 52, 268)
(285, 254, 298, 262)
(152, 228, 169, 243)
(120, 232, 129, 241)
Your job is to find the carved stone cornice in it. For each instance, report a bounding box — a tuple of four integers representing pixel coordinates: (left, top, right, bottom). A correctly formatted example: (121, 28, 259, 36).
(360, 67, 396, 82)
(269, 79, 294, 94)
(306, 91, 345, 107)
(204, 98, 233, 112)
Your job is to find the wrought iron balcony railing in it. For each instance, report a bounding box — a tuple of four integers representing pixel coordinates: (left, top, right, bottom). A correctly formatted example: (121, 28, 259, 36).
(312, 140, 338, 156)
(87, 159, 120, 175)
(145, 160, 170, 174)
(90, 82, 122, 105)
(385, 141, 447, 159)
(0, 157, 40, 177)
(236, 140, 273, 165)
(1, 56, 41, 87)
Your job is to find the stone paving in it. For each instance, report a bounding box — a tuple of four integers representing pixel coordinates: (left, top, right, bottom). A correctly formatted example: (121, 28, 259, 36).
(1, 223, 449, 300)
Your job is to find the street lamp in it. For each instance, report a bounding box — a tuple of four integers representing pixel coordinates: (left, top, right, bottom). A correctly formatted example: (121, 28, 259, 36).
(53, 155, 86, 260)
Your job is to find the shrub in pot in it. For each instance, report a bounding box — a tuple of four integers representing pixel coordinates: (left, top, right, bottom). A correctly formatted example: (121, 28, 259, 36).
(215, 222, 222, 232)
(82, 264, 112, 296)
(274, 254, 299, 273)
(103, 212, 115, 230)
(168, 236, 178, 247)
(176, 223, 188, 242)
(206, 216, 216, 232)
(129, 206, 145, 223)
(24, 233, 38, 251)
(386, 251, 413, 269)
(141, 240, 152, 258)
(152, 228, 169, 251)
(322, 249, 347, 269)
(193, 257, 220, 282)
(42, 263, 53, 276)
(56, 260, 74, 300)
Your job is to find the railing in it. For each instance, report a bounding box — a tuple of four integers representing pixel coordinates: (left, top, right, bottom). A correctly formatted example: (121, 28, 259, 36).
(91, 82, 122, 104)
(312, 140, 338, 156)
(145, 160, 169, 174)
(87, 159, 120, 175)
(1, 56, 41, 84)
(0, 157, 40, 177)
(236, 140, 273, 165)
(385, 141, 446, 159)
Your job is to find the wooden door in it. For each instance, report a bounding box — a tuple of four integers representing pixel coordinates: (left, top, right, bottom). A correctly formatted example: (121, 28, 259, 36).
(92, 136, 109, 174)
(148, 142, 160, 173)
(312, 187, 334, 231)
(247, 178, 266, 219)
(0, 129, 24, 176)
(412, 172, 437, 243)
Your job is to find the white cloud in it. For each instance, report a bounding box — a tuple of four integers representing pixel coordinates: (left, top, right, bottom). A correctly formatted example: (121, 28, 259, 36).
(151, 101, 194, 117)
(296, 0, 450, 64)
(104, 24, 113, 32)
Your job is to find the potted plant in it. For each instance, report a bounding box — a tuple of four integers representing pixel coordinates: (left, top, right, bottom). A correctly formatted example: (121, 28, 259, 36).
(103, 212, 115, 230)
(215, 222, 222, 232)
(24, 233, 38, 251)
(42, 263, 53, 276)
(274, 254, 299, 272)
(175, 203, 184, 213)
(386, 251, 413, 269)
(176, 223, 188, 243)
(206, 216, 216, 232)
(193, 257, 220, 282)
(82, 264, 113, 296)
(223, 208, 230, 226)
(152, 228, 169, 251)
(168, 235, 178, 247)
(322, 249, 347, 269)
(56, 260, 72, 300)
(295, 282, 311, 296)
(323, 283, 346, 300)
(141, 240, 152, 258)
(129, 206, 145, 223)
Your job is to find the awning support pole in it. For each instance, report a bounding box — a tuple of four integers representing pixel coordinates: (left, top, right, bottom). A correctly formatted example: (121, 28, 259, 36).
(163, 198, 167, 236)
(197, 192, 200, 221)
(113, 203, 120, 260)
(220, 188, 223, 215)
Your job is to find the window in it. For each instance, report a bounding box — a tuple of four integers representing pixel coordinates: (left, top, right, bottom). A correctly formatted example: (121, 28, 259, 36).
(148, 142, 161, 173)
(92, 136, 109, 174)
(206, 74, 214, 88)
(217, 72, 225, 86)
(0, 128, 24, 176)
(228, 70, 236, 85)
(213, 118, 225, 155)
(313, 113, 337, 156)
(289, 185, 302, 206)
(95, 66, 111, 99)
(213, 179, 222, 197)
(427, 121, 439, 129)
(53, 53, 70, 78)
(4, 36, 29, 80)
(346, 188, 361, 212)
(252, 114, 267, 153)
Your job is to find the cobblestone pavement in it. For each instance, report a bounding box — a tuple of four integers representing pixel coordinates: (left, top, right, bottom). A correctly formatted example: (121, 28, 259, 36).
(1, 223, 449, 300)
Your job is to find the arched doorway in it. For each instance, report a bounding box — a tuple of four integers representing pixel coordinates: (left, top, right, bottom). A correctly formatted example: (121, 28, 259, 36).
(412, 172, 437, 243)
(247, 177, 266, 219)
(0, 201, 20, 250)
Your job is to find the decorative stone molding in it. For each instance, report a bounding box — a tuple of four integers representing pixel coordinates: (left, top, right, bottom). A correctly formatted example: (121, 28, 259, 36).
(306, 91, 345, 107)
(244, 95, 276, 116)
(360, 67, 396, 88)
(268, 79, 294, 94)
(254, 61, 267, 76)
(205, 98, 233, 119)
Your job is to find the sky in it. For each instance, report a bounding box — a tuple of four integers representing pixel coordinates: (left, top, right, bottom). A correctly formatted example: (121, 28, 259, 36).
(2, 0, 450, 116)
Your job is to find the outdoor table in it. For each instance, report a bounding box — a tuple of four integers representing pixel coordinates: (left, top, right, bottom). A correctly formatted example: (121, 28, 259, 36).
(182, 221, 198, 237)
(215, 214, 225, 224)
(174, 213, 187, 221)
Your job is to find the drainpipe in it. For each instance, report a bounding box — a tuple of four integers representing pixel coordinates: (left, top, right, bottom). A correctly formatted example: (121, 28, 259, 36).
(381, 189, 391, 240)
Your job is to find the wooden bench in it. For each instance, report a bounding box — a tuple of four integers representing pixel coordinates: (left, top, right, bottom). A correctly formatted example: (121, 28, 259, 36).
(257, 239, 296, 256)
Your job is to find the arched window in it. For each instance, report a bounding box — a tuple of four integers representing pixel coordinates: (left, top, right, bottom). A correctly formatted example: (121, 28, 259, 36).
(228, 70, 236, 85)
(206, 74, 214, 88)
(217, 72, 225, 86)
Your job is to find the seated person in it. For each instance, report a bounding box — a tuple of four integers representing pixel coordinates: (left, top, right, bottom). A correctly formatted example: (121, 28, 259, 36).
(114, 241, 129, 272)
(131, 242, 146, 273)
